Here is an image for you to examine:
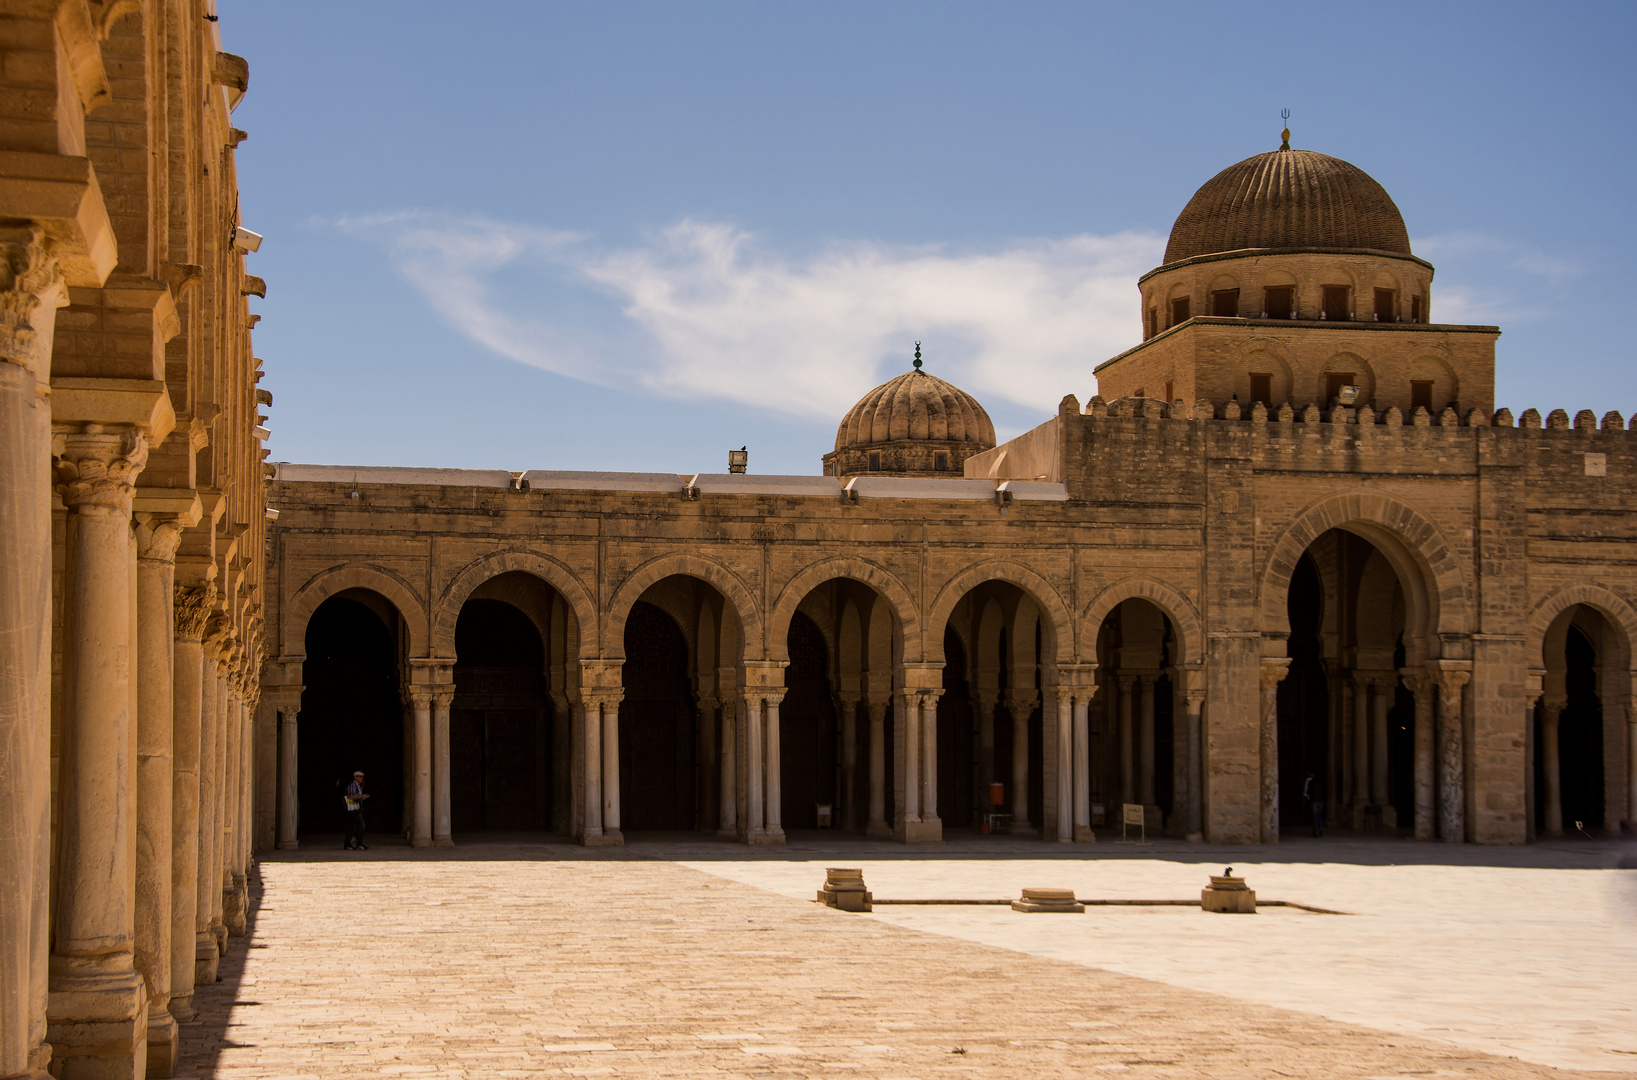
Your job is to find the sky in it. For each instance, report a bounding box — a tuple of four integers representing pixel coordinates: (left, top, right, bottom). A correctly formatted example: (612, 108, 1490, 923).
(226, 1, 1637, 476)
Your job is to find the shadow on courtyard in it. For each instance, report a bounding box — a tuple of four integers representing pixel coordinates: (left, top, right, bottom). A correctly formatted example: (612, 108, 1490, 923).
(269, 827, 1637, 872)
(174, 865, 264, 1079)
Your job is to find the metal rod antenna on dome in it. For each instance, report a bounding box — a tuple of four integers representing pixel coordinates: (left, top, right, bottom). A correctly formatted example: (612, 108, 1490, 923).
(913, 342, 922, 370)
(1280, 108, 1291, 151)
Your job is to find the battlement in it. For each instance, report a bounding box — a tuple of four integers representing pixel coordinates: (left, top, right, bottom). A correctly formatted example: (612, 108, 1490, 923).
(1081, 394, 1632, 434)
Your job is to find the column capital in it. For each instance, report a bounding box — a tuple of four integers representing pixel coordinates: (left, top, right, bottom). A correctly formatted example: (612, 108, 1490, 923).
(1004, 689, 1037, 721)
(431, 686, 456, 710)
(898, 661, 944, 692)
(408, 685, 434, 708)
(1259, 657, 1292, 693)
(134, 511, 184, 562)
(0, 221, 64, 373)
(1117, 673, 1138, 691)
(697, 693, 720, 711)
(1184, 689, 1207, 713)
(1429, 662, 1471, 696)
(52, 423, 147, 511)
(174, 580, 216, 641)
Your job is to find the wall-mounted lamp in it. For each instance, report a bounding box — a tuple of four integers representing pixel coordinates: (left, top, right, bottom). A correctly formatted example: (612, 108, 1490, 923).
(727, 447, 748, 474)
(1336, 385, 1362, 407)
(233, 227, 263, 253)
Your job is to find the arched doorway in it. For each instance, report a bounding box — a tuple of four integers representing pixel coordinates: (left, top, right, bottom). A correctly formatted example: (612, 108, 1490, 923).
(297, 591, 404, 839)
(620, 600, 696, 830)
(1537, 606, 1617, 835)
(941, 581, 1049, 836)
(780, 612, 838, 829)
(451, 598, 551, 832)
(1278, 528, 1419, 836)
(1092, 598, 1177, 835)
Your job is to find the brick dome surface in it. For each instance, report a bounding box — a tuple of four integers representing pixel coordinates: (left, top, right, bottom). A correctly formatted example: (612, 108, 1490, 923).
(1163, 148, 1412, 265)
(835, 368, 995, 451)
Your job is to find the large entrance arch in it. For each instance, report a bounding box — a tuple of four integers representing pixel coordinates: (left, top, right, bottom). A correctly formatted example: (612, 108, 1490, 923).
(620, 600, 696, 830)
(1535, 605, 1624, 835)
(297, 590, 406, 840)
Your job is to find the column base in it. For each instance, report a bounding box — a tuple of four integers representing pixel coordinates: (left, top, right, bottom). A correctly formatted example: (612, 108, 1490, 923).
(145, 1003, 178, 1077)
(898, 819, 942, 843)
(274, 839, 299, 850)
(410, 836, 434, 848)
(582, 830, 623, 847)
(1143, 804, 1163, 833)
(46, 967, 148, 1080)
(194, 936, 219, 986)
(166, 992, 193, 1023)
(211, 922, 227, 955)
(224, 879, 248, 936)
(1072, 825, 1096, 843)
(1185, 831, 1204, 844)
(865, 820, 891, 838)
(745, 829, 785, 846)
(432, 836, 454, 848)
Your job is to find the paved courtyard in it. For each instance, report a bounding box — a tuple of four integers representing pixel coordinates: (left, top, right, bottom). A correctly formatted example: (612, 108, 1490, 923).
(175, 834, 1637, 1079)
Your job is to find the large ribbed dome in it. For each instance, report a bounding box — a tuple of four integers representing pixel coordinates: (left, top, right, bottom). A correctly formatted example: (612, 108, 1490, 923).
(1163, 148, 1411, 265)
(834, 367, 995, 451)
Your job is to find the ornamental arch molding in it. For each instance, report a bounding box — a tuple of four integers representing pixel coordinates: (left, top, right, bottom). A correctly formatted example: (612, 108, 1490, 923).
(924, 559, 1075, 665)
(432, 549, 598, 660)
(1080, 577, 1204, 667)
(603, 552, 764, 661)
(768, 556, 919, 663)
(1527, 584, 1637, 669)
(284, 562, 429, 659)
(1258, 490, 1473, 658)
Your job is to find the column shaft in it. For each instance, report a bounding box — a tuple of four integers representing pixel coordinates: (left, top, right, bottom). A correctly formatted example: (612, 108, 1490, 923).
(275, 707, 298, 850)
(1184, 694, 1205, 841)
(919, 695, 938, 825)
(1541, 707, 1563, 836)
(583, 700, 603, 839)
(210, 659, 230, 949)
(1371, 678, 1391, 808)
(765, 697, 783, 838)
(135, 521, 181, 1072)
(196, 657, 220, 984)
(1437, 673, 1470, 843)
(717, 700, 736, 834)
(1071, 697, 1090, 835)
(1258, 660, 1289, 844)
(410, 689, 432, 846)
(1055, 692, 1072, 841)
(1410, 674, 1435, 840)
(901, 692, 920, 825)
(839, 699, 858, 831)
(745, 696, 764, 836)
(1008, 698, 1031, 826)
(1353, 677, 1370, 818)
(49, 426, 151, 1070)
(222, 684, 246, 937)
(432, 689, 453, 846)
(867, 701, 888, 836)
(601, 698, 621, 837)
(1118, 677, 1135, 803)
(168, 588, 208, 1025)
(1138, 677, 1156, 805)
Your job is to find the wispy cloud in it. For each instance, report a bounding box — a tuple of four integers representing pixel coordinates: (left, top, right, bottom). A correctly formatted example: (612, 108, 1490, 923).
(1414, 231, 1585, 326)
(336, 212, 1163, 422)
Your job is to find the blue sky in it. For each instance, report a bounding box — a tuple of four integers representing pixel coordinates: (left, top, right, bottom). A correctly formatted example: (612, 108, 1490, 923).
(228, 1, 1637, 475)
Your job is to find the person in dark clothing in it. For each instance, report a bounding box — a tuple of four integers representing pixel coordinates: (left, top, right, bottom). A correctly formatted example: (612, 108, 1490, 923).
(1302, 770, 1327, 837)
(344, 770, 370, 850)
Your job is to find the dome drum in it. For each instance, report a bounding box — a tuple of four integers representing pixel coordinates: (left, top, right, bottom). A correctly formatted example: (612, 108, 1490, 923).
(825, 357, 996, 479)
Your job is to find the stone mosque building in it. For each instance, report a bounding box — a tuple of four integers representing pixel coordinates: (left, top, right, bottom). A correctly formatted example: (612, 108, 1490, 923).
(0, 4, 1635, 1078)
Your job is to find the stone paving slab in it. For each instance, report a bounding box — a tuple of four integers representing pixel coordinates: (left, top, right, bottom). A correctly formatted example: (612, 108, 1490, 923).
(684, 853, 1637, 1074)
(174, 847, 1633, 1079)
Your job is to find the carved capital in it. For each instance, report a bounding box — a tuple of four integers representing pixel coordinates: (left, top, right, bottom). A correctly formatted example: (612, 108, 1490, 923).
(408, 686, 434, 709)
(173, 580, 216, 640)
(1184, 689, 1207, 714)
(135, 512, 184, 562)
(1259, 658, 1292, 694)
(0, 224, 62, 372)
(53, 423, 147, 511)
(431, 687, 456, 710)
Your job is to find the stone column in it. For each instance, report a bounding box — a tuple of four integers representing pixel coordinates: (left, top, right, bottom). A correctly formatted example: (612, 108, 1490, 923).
(900, 689, 922, 829)
(1403, 670, 1436, 840)
(195, 645, 221, 985)
(1371, 675, 1393, 822)
(1258, 658, 1290, 844)
(1540, 696, 1565, 836)
(1138, 676, 1157, 806)
(222, 677, 246, 937)
(409, 687, 433, 846)
(581, 699, 603, 842)
(697, 695, 718, 832)
(167, 583, 211, 1026)
(1627, 696, 1637, 834)
(1523, 674, 1543, 844)
(866, 697, 889, 837)
(1117, 675, 1136, 803)
(919, 691, 940, 828)
(716, 699, 736, 837)
(47, 424, 151, 1074)
(275, 701, 298, 850)
(838, 697, 858, 831)
(432, 687, 454, 846)
(1054, 690, 1072, 841)
(210, 648, 231, 954)
(1071, 695, 1091, 841)
(601, 693, 622, 841)
(1435, 668, 1471, 843)
(744, 694, 764, 838)
(1006, 694, 1032, 828)
(1352, 674, 1370, 824)
(1184, 689, 1206, 843)
(134, 516, 182, 1074)
(0, 224, 63, 1080)
(764, 693, 785, 840)
(974, 689, 996, 819)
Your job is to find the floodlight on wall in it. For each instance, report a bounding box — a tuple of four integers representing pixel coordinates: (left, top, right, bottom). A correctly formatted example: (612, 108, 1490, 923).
(233, 227, 262, 253)
(264, 508, 280, 523)
(1336, 385, 1362, 406)
(728, 447, 748, 474)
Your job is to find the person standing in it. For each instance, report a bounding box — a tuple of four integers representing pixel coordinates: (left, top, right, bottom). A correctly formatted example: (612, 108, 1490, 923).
(344, 771, 370, 850)
(1302, 770, 1327, 838)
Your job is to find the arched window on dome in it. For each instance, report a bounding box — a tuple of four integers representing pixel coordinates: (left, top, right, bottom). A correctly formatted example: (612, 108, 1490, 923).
(1374, 288, 1397, 323)
(1263, 285, 1293, 320)
(1410, 295, 1424, 323)
(1211, 288, 1240, 317)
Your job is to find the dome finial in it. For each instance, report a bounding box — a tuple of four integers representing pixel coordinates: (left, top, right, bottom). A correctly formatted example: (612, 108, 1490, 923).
(1280, 108, 1291, 151)
(913, 341, 923, 371)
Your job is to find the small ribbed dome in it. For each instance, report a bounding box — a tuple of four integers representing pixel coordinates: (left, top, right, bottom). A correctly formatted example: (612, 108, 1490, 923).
(1164, 148, 1411, 265)
(834, 367, 995, 451)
